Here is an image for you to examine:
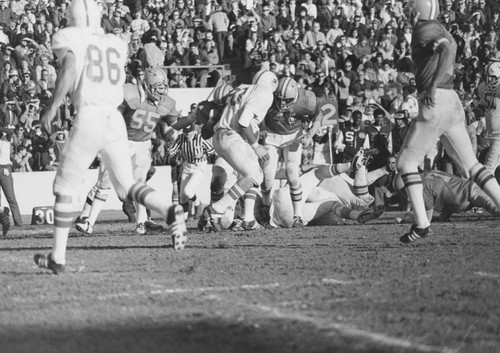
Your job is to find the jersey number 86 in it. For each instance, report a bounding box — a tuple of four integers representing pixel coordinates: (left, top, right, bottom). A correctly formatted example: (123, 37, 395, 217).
(86, 44, 121, 84)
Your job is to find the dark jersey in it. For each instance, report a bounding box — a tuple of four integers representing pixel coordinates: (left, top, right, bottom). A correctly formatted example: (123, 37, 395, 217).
(421, 171, 471, 212)
(364, 120, 392, 150)
(411, 20, 456, 93)
(122, 84, 179, 142)
(341, 127, 367, 154)
(264, 88, 316, 135)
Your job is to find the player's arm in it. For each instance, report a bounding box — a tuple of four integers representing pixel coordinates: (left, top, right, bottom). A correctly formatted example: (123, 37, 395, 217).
(167, 135, 181, 157)
(171, 112, 196, 131)
(202, 139, 215, 155)
(333, 130, 345, 151)
(41, 51, 76, 134)
(424, 37, 452, 108)
(238, 108, 269, 163)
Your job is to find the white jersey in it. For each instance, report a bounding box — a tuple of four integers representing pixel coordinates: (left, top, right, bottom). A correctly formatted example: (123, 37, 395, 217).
(52, 27, 127, 109)
(214, 84, 273, 136)
(478, 82, 500, 137)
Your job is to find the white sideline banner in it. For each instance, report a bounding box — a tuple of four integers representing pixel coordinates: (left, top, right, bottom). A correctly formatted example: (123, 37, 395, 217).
(169, 88, 214, 116)
(1, 166, 212, 216)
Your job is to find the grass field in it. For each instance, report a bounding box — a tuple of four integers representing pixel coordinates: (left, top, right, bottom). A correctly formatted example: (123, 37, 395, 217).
(0, 211, 499, 353)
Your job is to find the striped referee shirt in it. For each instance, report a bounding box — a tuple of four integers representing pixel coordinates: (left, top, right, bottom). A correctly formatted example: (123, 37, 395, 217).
(169, 132, 215, 164)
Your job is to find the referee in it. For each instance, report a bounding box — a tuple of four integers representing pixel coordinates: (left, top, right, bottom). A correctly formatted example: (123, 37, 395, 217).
(169, 123, 215, 219)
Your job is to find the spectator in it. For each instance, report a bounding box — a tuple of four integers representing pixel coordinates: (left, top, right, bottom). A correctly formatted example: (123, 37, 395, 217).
(141, 33, 163, 68)
(391, 109, 411, 154)
(12, 144, 31, 172)
(0, 126, 23, 226)
(302, 21, 326, 50)
(370, 154, 406, 209)
(0, 0, 16, 28)
(301, 0, 317, 20)
(207, 4, 229, 63)
(0, 91, 20, 127)
(1, 69, 20, 101)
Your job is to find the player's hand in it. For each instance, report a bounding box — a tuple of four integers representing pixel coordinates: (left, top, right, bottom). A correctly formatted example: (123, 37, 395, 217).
(253, 144, 270, 167)
(41, 106, 57, 135)
(194, 150, 205, 159)
(422, 85, 437, 108)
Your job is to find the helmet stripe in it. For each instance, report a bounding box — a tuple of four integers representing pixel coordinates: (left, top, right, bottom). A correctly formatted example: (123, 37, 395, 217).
(430, 0, 438, 20)
(83, 0, 90, 26)
(282, 78, 291, 99)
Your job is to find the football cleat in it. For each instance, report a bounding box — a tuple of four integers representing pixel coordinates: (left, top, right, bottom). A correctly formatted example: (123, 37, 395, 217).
(232, 219, 261, 231)
(356, 205, 385, 224)
(351, 148, 369, 171)
(75, 220, 93, 235)
(166, 204, 187, 251)
(74, 215, 88, 224)
(0, 207, 10, 236)
(200, 205, 223, 232)
(292, 216, 305, 228)
(400, 224, 432, 243)
(136, 223, 146, 235)
(145, 220, 165, 232)
(122, 201, 137, 223)
(258, 205, 271, 226)
(34, 253, 65, 275)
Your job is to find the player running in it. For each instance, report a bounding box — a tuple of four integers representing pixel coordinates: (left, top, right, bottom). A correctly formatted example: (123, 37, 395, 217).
(75, 68, 183, 236)
(34, 0, 187, 274)
(259, 77, 321, 227)
(395, 0, 500, 243)
(477, 62, 500, 175)
(203, 70, 278, 231)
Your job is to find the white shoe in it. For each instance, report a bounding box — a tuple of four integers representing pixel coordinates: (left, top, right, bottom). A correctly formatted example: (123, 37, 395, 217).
(167, 205, 187, 251)
(75, 220, 93, 235)
(136, 223, 146, 235)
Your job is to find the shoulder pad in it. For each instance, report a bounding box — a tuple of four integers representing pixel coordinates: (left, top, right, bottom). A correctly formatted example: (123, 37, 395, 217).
(157, 95, 178, 116)
(303, 90, 317, 114)
(123, 84, 143, 109)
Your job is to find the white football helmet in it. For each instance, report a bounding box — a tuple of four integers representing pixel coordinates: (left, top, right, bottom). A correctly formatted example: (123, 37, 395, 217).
(275, 77, 298, 111)
(486, 62, 500, 90)
(408, 0, 439, 22)
(212, 83, 234, 107)
(68, 0, 102, 28)
(252, 70, 278, 92)
(144, 68, 168, 101)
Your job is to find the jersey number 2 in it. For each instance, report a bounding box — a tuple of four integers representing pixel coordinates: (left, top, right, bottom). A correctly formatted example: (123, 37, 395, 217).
(86, 44, 121, 84)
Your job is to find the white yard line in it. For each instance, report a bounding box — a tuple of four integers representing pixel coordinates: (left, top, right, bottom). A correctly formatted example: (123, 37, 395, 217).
(208, 294, 454, 353)
(6, 278, 454, 352)
(475, 271, 500, 279)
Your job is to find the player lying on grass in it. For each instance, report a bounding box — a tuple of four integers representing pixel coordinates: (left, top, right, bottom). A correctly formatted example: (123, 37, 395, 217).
(394, 170, 500, 224)
(199, 148, 387, 231)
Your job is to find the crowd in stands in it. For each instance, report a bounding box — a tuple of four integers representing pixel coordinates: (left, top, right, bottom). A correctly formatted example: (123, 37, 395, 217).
(0, 0, 498, 188)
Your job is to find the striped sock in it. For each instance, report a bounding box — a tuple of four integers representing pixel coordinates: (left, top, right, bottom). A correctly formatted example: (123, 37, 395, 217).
(212, 183, 245, 214)
(243, 187, 258, 221)
(53, 195, 77, 265)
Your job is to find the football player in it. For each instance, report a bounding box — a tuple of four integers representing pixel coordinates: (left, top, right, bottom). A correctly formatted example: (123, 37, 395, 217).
(260, 77, 321, 227)
(396, 0, 500, 243)
(477, 62, 500, 176)
(224, 150, 386, 229)
(75, 67, 183, 236)
(34, 0, 187, 274)
(203, 70, 278, 231)
(394, 170, 500, 222)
